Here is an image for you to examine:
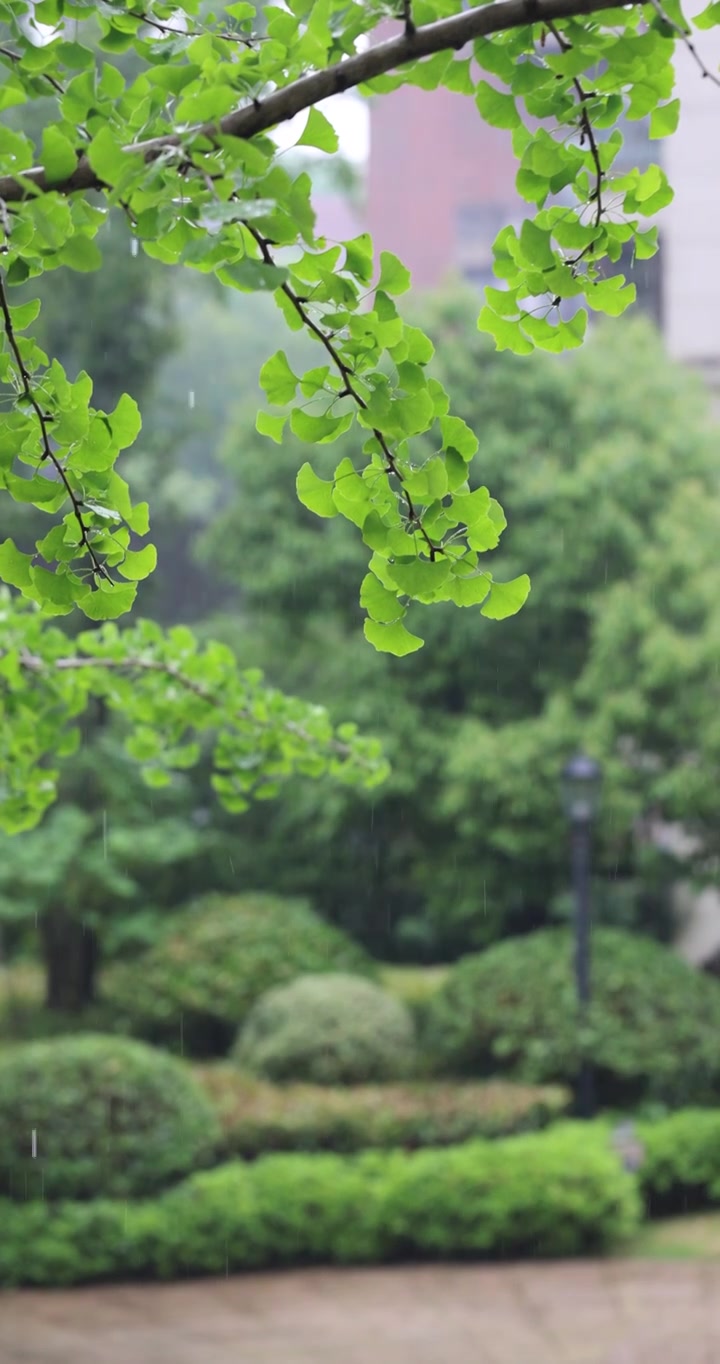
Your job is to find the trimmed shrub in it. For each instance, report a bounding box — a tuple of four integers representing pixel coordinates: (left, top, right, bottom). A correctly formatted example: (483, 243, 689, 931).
(104, 894, 373, 1055)
(0, 1034, 219, 1200)
(0, 1124, 640, 1286)
(638, 1110, 720, 1216)
(198, 1068, 571, 1157)
(425, 928, 720, 1106)
(235, 974, 416, 1085)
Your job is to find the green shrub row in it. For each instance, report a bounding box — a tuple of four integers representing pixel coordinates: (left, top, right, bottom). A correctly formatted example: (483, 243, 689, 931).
(638, 1110, 720, 1216)
(0, 1124, 639, 1287)
(198, 1068, 571, 1158)
(425, 928, 720, 1107)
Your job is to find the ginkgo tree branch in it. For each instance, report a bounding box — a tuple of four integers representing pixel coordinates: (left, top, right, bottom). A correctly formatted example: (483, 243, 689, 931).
(13, 647, 362, 763)
(0, 0, 638, 203)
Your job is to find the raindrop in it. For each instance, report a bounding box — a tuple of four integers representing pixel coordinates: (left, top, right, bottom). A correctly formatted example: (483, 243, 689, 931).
(31, 1129, 37, 1159)
(188, 389, 195, 409)
(130, 237, 139, 257)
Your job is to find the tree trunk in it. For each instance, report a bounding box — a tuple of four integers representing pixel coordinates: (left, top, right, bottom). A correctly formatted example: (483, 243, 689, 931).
(40, 908, 98, 1013)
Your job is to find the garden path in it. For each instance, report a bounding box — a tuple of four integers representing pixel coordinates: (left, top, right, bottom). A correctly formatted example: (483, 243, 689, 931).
(2, 1260, 717, 1363)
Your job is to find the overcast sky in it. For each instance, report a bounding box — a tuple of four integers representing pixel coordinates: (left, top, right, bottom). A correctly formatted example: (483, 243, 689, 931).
(274, 92, 370, 165)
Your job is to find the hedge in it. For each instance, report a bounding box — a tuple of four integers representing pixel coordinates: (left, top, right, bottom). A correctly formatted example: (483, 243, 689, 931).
(198, 1068, 571, 1157)
(104, 893, 373, 1055)
(235, 974, 417, 1085)
(0, 1035, 219, 1201)
(638, 1110, 720, 1216)
(0, 1124, 639, 1286)
(425, 927, 720, 1106)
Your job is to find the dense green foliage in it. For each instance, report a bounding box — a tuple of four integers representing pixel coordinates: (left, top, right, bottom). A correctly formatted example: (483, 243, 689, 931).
(105, 894, 374, 1055)
(199, 1069, 570, 1157)
(235, 973, 417, 1085)
(638, 1111, 720, 1217)
(425, 929, 720, 1106)
(198, 310, 705, 956)
(0, 1124, 639, 1286)
(0, 0, 711, 831)
(0, 1034, 218, 1200)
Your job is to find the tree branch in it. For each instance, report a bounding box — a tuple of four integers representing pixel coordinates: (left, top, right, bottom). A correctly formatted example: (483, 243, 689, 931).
(546, 21, 603, 227)
(0, 0, 637, 204)
(647, 0, 720, 88)
(13, 649, 362, 763)
(244, 220, 439, 558)
(0, 274, 109, 580)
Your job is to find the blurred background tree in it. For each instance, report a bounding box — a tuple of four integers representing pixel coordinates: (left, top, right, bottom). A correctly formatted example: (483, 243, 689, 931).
(193, 297, 719, 959)
(6, 229, 720, 985)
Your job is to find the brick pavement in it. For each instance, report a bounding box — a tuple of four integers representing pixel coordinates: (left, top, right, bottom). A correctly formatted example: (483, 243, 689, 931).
(2, 1261, 719, 1364)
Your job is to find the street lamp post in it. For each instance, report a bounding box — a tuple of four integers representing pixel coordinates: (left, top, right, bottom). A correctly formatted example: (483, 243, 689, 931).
(560, 753, 602, 1120)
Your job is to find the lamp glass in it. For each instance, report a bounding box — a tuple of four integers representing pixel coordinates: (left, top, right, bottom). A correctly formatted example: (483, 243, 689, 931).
(561, 752, 602, 824)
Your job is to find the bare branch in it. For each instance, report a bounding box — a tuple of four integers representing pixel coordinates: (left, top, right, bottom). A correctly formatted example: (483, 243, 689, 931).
(0, 0, 638, 203)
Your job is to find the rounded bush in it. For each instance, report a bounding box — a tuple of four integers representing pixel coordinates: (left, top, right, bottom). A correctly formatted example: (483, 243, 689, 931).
(236, 973, 416, 1085)
(0, 1034, 219, 1200)
(425, 927, 720, 1106)
(104, 894, 374, 1055)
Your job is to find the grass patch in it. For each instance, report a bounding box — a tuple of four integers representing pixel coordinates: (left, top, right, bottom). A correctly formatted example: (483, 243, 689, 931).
(379, 964, 449, 1007)
(625, 1213, 720, 1260)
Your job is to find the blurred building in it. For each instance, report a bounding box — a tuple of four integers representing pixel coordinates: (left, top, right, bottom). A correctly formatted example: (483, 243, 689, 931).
(366, 17, 720, 387)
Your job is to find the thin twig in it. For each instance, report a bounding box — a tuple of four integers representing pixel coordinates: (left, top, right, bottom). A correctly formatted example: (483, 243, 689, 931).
(244, 221, 439, 559)
(401, 0, 417, 38)
(0, 0, 641, 202)
(0, 43, 66, 99)
(647, 0, 720, 87)
(0, 274, 109, 580)
(137, 10, 264, 48)
(547, 19, 604, 226)
(14, 650, 361, 762)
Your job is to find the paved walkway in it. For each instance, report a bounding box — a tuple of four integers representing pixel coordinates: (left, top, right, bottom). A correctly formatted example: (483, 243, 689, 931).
(2, 1261, 719, 1363)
